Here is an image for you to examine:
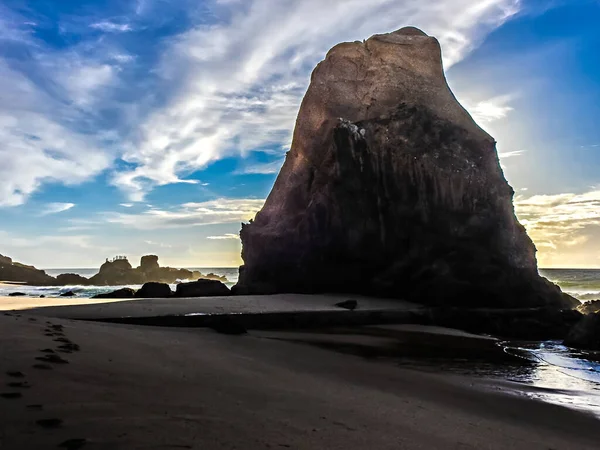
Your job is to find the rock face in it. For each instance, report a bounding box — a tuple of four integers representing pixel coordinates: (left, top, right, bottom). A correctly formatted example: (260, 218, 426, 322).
(577, 300, 600, 315)
(175, 279, 231, 297)
(235, 27, 575, 309)
(0, 253, 56, 285)
(564, 312, 600, 350)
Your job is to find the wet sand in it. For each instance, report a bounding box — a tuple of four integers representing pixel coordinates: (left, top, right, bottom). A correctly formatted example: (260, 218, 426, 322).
(1, 306, 599, 449)
(0, 294, 418, 317)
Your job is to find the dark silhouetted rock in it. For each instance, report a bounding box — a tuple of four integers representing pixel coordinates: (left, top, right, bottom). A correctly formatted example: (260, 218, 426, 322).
(335, 300, 358, 310)
(135, 282, 172, 298)
(8, 292, 26, 297)
(175, 279, 231, 297)
(234, 27, 577, 310)
(565, 312, 600, 350)
(83, 255, 208, 286)
(140, 255, 160, 272)
(56, 273, 90, 286)
(92, 288, 135, 299)
(59, 291, 75, 297)
(88, 257, 142, 286)
(577, 299, 600, 315)
(0, 253, 56, 285)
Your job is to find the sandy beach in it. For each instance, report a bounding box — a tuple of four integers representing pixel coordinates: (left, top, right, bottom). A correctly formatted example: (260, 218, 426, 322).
(1, 299, 599, 449)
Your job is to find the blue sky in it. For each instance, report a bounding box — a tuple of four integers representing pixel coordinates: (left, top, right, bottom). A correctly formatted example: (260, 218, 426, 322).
(0, 0, 599, 268)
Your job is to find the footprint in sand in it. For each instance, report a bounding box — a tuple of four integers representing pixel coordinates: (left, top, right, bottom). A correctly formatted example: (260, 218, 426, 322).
(7, 381, 31, 389)
(53, 337, 72, 344)
(0, 392, 23, 399)
(58, 438, 88, 449)
(57, 343, 80, 353)
(40, 348, 56, 354)
(32, 364, 53, 370)
(35, 355, 69, 365)
(26, 404, 44, 410)
(36, 418, 63, 428)
(6, 371, 25, 378)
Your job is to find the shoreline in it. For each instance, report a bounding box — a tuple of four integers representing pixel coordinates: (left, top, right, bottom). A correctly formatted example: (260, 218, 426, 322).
(1, 310, 599, 449)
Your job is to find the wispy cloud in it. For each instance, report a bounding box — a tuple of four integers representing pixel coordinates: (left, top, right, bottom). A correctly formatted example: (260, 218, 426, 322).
(207, 233, 240, 240)
(90, 21, 133, 33)
(498, 150, 525, 159)
(0, 0, 522, 206)
(106, 198, 265, 230)
(235, 159, 285, 175)
(40, 203, 76, 216)
(465, 95, 515, 124)
(111, 0, 522, 200)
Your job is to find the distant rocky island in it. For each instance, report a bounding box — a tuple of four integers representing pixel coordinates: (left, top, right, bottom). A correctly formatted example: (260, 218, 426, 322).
(0, 253, 227, 286)
(234, 27, 576, 310)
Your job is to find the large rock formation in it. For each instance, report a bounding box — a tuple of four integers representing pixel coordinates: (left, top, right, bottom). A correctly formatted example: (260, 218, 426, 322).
(235, 27, 575, 309)
(0, 253, 56, 285)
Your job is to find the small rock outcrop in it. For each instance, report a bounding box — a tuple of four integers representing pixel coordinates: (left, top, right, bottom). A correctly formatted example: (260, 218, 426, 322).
(92, 288, 136, 299)
(0, 253, 56, 285)
(565, 312, 600, 350)
(59, 291, 75, 297)
(56, 273, 90, 286)
(577, 300, 600, 315)
(88, 258, 142, 286)
(175, 279, 231, 297)
(135, 282, 173, 298)
(234, 27, 576, 309)
(83, 255, 218, 286)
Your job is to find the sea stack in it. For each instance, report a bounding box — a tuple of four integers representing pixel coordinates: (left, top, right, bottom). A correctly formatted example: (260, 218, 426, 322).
(235, 27, 575, 309)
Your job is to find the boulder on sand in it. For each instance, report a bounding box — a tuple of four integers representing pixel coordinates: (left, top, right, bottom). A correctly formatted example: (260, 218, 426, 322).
(234, 27, 576, 309)
(8, 292, 26, 297)
(135, 282, 173, 298)
(175, 279, 231, 298)
(92, 288, 136, 299)
(60, 291, 75, 297)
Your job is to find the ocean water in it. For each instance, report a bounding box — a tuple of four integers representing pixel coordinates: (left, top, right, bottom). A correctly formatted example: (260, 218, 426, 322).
(0, 267, 239, 298)
(540, 268, 600, 300)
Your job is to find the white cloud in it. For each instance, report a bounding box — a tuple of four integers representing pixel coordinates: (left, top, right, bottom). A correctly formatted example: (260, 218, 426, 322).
(235, 159, 284, 175)
(498, 150, 525, 159)
(120, 203, 134, 208)
(0, 60, 114, 206)
(90, 21, 133, 33)
(207, 233, 240, 240)
(40, 203, 76, 216)
(112, 0, 522, 200)
(106, 198, 265, 230)
(465, 95, 515, 124)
